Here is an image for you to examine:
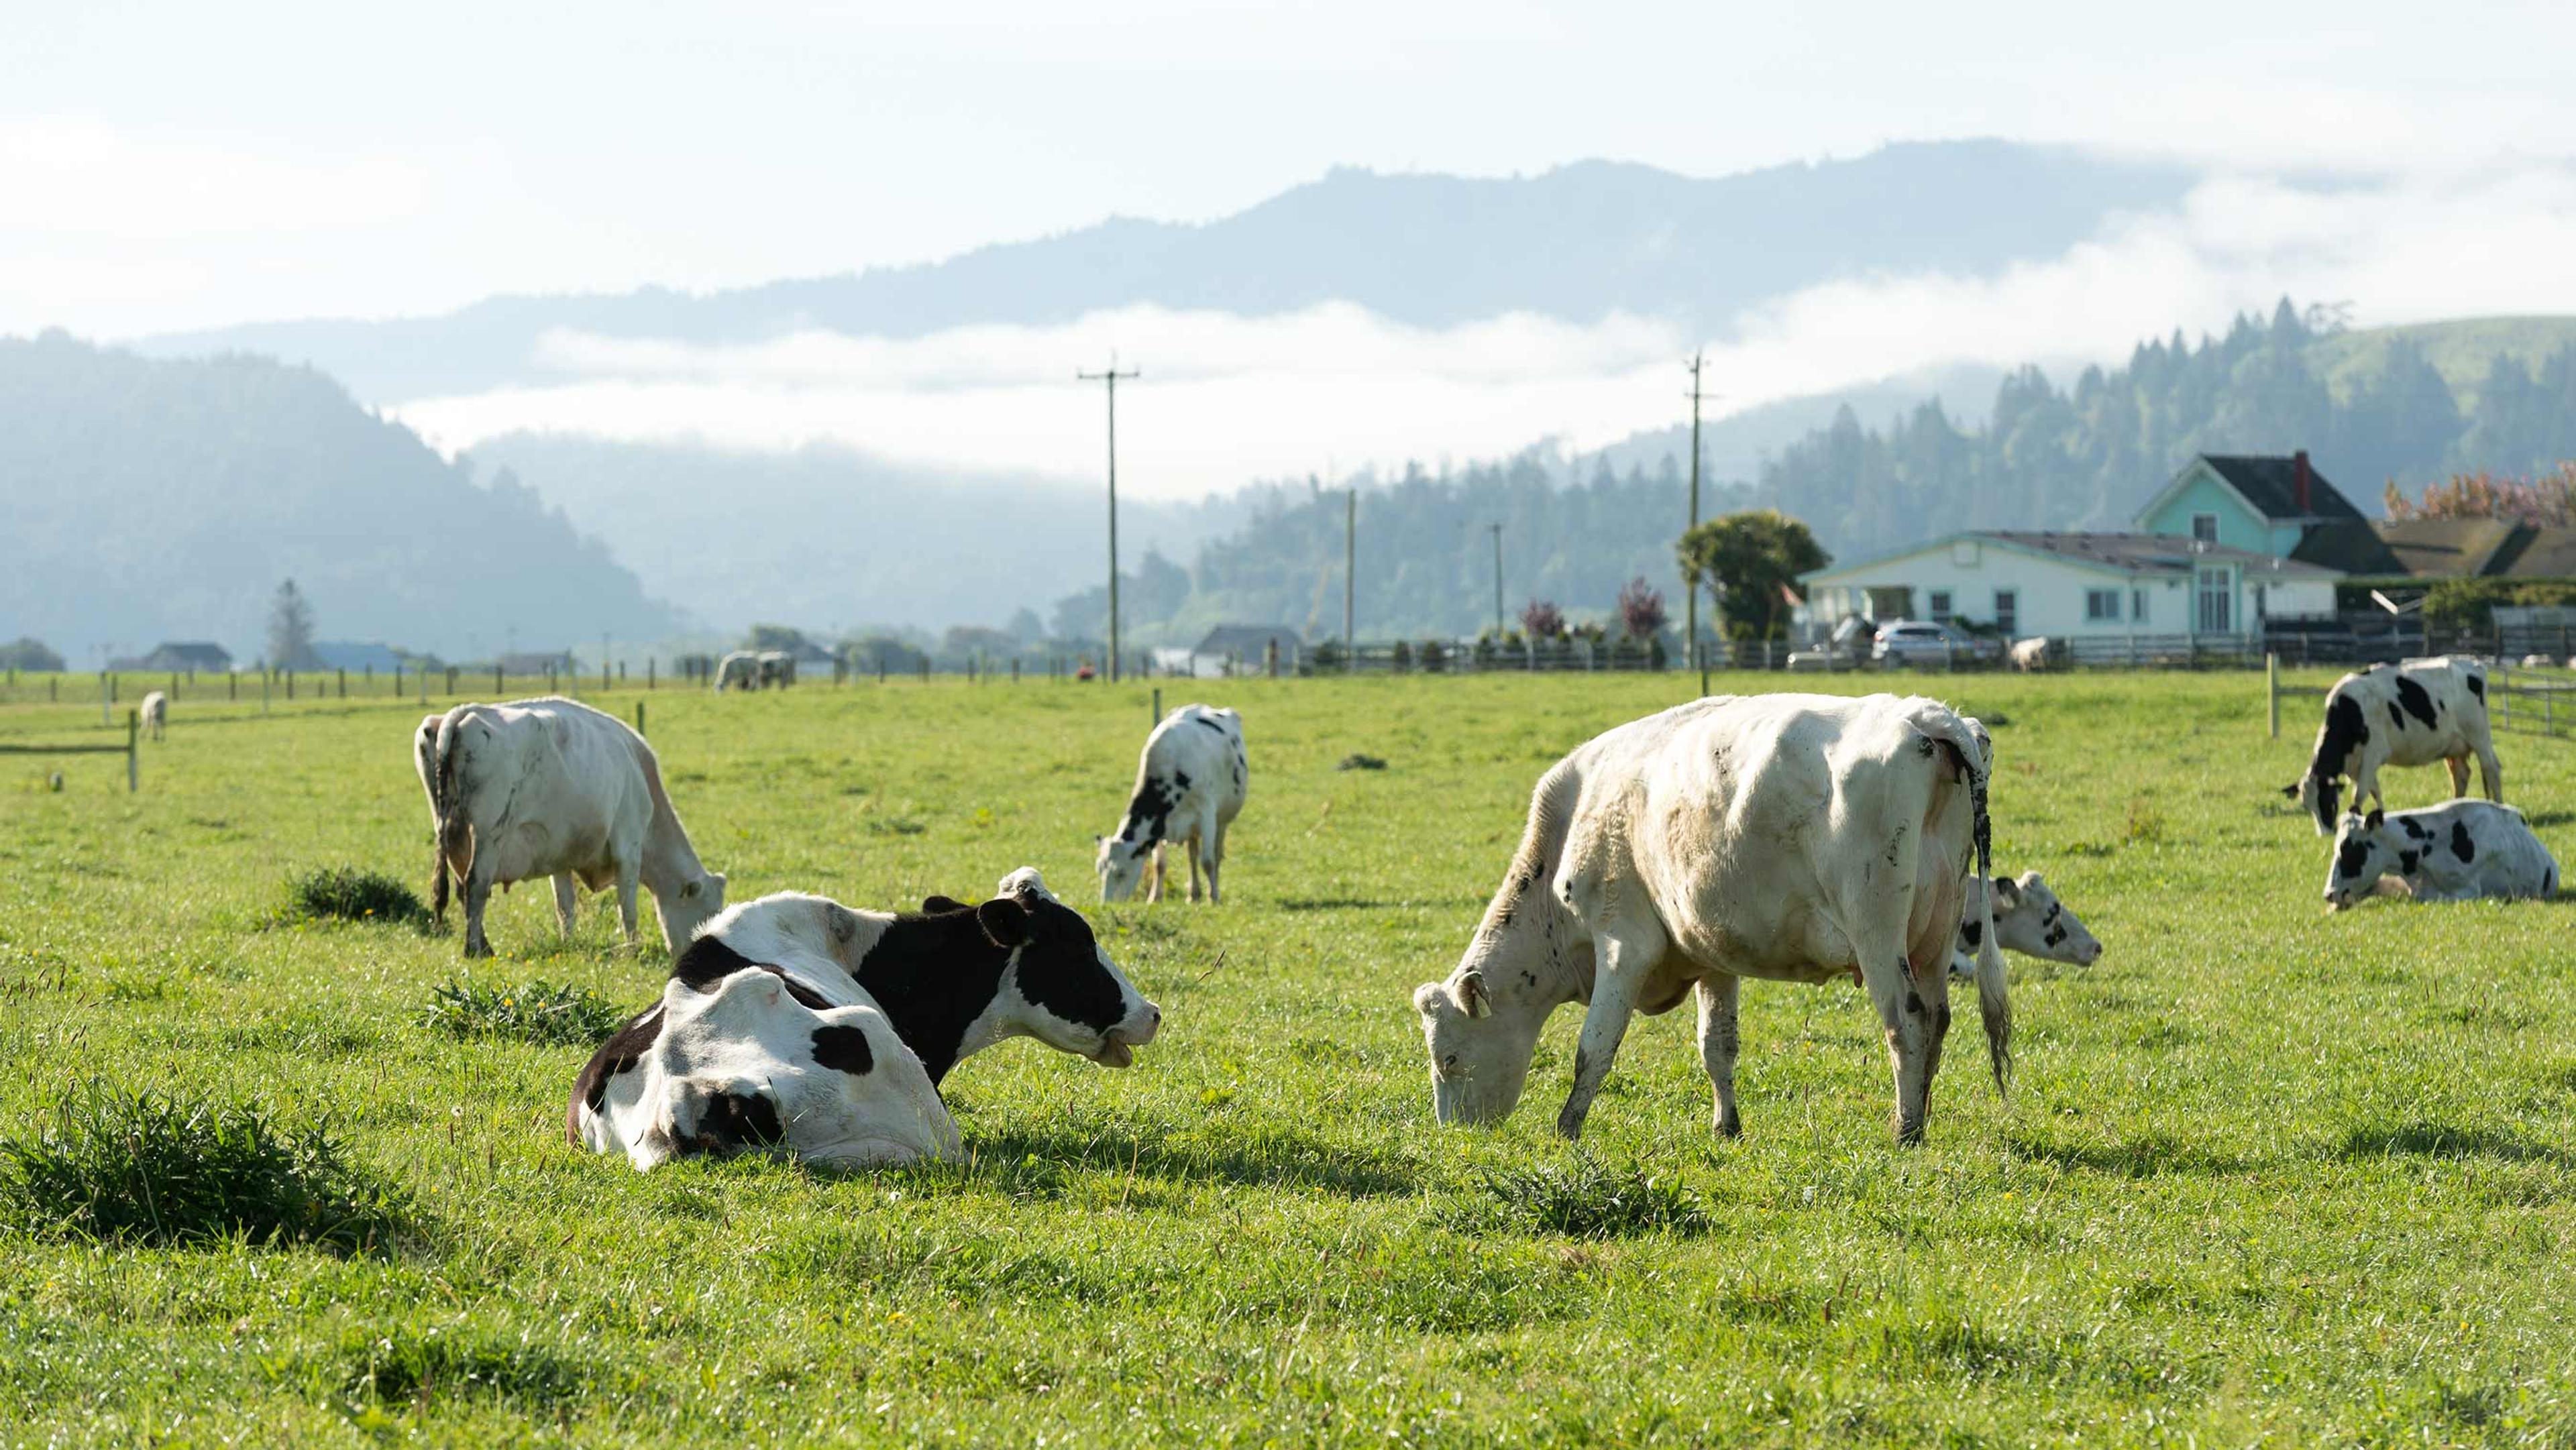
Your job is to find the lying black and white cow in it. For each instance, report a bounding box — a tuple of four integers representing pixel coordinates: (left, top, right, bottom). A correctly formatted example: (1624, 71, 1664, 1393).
(1948, 872, 2102, 977)
(1411, 693, 2008, 1146)
(2323, 800, 2558, 909)
(2285, 657, 2502, 834)
(1096, 704, 1248, 903)
(572, 869, 1160, 1169)
(415, 697, 724, 958)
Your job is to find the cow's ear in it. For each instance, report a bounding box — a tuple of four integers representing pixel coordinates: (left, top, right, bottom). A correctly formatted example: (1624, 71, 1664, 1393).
(1458, 970, 1493, 1019)
(1990, 876, 2021, 909)
(2020, 871, 2045, 891)
(975, 897, 1031, 948)
(922, 895, 969, 915)
(2365, 807, 2385, 831)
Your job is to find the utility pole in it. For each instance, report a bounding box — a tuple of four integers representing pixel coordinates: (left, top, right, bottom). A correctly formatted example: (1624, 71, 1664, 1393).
(1079, 357, 1140, 683)
(1486, 522, 1505, 639)
(1684, 350, 1711, 696)
(1344, 489, 1357, 657)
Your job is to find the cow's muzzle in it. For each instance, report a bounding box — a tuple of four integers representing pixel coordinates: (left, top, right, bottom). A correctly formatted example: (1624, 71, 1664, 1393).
(1091, 1002, 1161, 1068)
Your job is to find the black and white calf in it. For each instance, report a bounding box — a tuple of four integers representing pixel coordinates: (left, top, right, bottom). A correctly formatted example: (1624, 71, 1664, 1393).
(2284, 657, 2502, 834)
(2323, 800, 2558, 909)
(572, 868, 1160, 1170)
(1948, 872, 2102, 977)
(1096, 704, 1248, 903)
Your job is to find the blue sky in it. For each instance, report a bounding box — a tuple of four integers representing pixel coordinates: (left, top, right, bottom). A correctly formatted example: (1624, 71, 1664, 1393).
(7, 0, 2574, 337)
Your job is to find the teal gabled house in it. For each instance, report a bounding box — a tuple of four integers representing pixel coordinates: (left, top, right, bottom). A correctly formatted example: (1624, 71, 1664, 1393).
(2131, 451, 2398, 573)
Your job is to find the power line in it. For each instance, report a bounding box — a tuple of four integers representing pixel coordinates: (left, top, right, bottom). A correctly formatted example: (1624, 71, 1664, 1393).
(1077, 357, 1140, 683)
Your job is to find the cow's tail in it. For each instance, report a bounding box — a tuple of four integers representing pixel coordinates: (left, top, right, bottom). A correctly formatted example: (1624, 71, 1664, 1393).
(1909, 700, 2012, 1096)
(430, 713, 476, 922)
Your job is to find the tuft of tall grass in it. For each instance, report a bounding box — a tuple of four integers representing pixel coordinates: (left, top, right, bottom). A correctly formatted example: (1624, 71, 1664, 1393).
(1437, 1154, 1711, 1239)
(0, 1082, 407, 1253)
(421, 977, 629, 1047)
(280, 867, 429, 930)
(337, 1324, 584, 1409)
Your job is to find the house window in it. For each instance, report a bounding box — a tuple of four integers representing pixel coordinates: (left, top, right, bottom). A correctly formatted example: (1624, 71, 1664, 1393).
(1994, 589, 2018, 636)
(2196, 567, 2232, 633)
(2131, 588, 2148, 625)
(1928, 590, 1952, 623)
(2190, 512, 2220, 544)
(2086, 589, 2119, 621)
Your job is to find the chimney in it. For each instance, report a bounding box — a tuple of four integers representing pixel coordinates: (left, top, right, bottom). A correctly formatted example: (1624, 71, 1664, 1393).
(2293, 449, 2311, 513)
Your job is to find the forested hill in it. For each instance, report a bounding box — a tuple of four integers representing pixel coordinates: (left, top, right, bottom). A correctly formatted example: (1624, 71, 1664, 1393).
(1070, 309, 2576, 644)
(0, 333, 675, 664)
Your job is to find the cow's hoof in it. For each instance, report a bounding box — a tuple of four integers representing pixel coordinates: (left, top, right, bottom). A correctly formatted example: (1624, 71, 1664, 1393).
(1554, 1107, 1589, 1140)
(464, 940, 494, 960)
(1714, 1113, 1742, 1139)
(1893, 1119, 1927, 1147)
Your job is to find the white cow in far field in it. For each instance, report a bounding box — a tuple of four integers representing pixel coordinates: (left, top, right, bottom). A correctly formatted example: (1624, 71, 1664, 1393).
(138, 691, 168, 740)
(714, 651, 760, 691)
(415, 696, 725, 957)
(2008, 638, 2051, 672)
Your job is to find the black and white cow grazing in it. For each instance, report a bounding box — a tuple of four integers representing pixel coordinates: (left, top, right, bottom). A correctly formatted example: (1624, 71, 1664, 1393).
(2323, 800, 2558, 909)
(2284, 657, 2501, 834)
(1948, 872, 2102, 978)
(1411, 693, 2008, 1146)
(1096, 704, 1248, 903)
(569, 941, 958, 1171)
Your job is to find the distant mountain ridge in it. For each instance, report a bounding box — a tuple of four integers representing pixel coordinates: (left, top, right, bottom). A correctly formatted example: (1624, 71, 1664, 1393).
(137, 140, 2200, 402)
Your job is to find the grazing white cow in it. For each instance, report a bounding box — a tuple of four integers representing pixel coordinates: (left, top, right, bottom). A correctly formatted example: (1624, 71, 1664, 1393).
(1096, 704, 1248, 903)
(570, 869, 1160, 1170)
(1411, 693, 2008, 1145)
(2008, 638, 2051, 673)
(2520, 653, 2555, 669)
(1948, 872, 2101, 978)
(414, 697, 724, 958)
(2323, 801, 2558, 909)
(138, 690, 168, 741)
(714, 651, 760, 691)
(2284, 657, 2502, 834)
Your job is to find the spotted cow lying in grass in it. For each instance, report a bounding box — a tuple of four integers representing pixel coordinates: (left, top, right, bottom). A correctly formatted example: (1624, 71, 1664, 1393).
(1411, 693, 2008, 1147)
(572, 869, 1161, 1169)
(1096, 704, 1247, 903)
(2284, 657, 2501, 834)
(2322, 801, 2558, 910)
(1948, 872, 2102, 978)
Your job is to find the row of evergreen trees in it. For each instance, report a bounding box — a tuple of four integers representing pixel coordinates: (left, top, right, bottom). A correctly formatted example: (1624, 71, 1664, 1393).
(1051, 303, 2576, 642)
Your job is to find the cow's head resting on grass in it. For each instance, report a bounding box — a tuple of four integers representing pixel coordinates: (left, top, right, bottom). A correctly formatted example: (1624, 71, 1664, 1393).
(1411, 970, 1546, 1127)
(2324, 808, 2403, 910)
(927, 868, 1163, 1067)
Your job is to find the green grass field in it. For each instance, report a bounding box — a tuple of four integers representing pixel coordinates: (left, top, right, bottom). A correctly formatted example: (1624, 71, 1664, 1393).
(3, 671, 2574, 1446)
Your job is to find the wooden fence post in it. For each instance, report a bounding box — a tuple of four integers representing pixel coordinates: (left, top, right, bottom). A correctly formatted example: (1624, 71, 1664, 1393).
(127, 710, 138, 793)
(1152, 687, 1162, 726)
(2266, 653, 2279, 738)
(634, 700, 647, 737)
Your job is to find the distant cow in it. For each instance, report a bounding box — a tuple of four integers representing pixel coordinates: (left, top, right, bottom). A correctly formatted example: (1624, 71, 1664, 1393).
(415, 697, 725, 958)
(1411, 693, 2008, 1146)
(2284, 657, 2501, 834)
(1097, 704, 1247, 903)
(570, 869, 1159, 1170)
(138, 691, 168, 741)
(714, 651, 760, 691)
(2324, 800, 2557, 909)
(2008, 638, 2051, 672)
(1949, 871, 2101, 978)
(757, 651, 796, 688)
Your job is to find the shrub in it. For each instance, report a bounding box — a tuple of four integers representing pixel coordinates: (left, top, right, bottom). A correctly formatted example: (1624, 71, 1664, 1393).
(1440, 1155, 1709, 1239)
(422, 977, 629, 1046)
(1520, 600, 1566, 640)
(282, 867, 428, 930)
(0, 1083, 407, 1253)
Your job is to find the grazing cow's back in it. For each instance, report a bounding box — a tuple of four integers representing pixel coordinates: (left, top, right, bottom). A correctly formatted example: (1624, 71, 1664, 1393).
(1412, 693, 2007, 1145)
(2287, 657, 2501, 833)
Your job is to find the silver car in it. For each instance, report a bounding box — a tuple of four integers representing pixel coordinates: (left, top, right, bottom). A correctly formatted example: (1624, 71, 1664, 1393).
(1871, 620, 1997, 667)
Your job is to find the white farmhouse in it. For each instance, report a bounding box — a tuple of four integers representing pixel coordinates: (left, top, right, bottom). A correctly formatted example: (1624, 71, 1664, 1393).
(1799, 531, 2339, 640)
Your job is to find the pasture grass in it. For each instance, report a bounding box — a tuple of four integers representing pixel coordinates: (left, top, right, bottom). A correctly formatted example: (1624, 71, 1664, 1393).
(421, 975, 631, 1047)
(2, 669, 2574, 1443)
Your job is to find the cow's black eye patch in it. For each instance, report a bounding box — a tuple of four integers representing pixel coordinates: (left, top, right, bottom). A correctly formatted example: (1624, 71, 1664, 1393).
(2335, 836, 2371, 881)
(810, 1024, 874, 1076)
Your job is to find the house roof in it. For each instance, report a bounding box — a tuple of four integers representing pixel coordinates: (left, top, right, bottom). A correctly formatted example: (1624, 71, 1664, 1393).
(1804, 531, 2343, 585)
(2491, 526, 2576, 577)
(2371, 518, 2528, 577)
(2196, 455, 2367, 522)
(1193, 624, 1304, 657)
(144, 641, 232, 667)
(2289, 519, 2409, 575)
